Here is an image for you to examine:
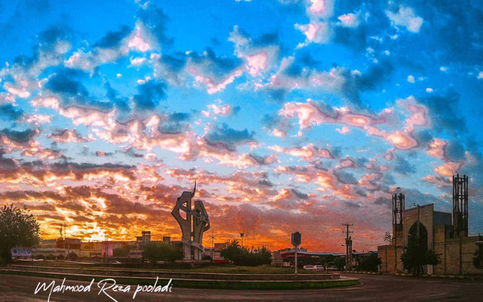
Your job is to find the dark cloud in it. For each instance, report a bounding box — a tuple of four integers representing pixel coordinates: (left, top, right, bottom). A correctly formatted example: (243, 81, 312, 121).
(253, 32, 279, 47)
(409, 0, 483, 66)
(249, 153, 274, 166)
(381, 173, 396, 186)
(104, 82, 130, 112)
(258, 179, 274, 187)
(334, 171, 358, 184)
(7, 24, 72, 69)
(446, 140, 466, 161)
(265, 88, 289, 103)
(342, 60, 393, 108)
(374, 196, 390, 206)
(283, 52, 323, 77)
(291, 188, 309, 200)
(394, 156, 416, 175)
(93, 25, 131, 49)
(137, 5, 173, 46)
(0, 128, 36, 143)
(0, 104, 24, 121)
(205, 123, 255, 150)
(159, 52, 187, 73)
(333, 25, 369, 51)
(45, 68, 89, 98)
(37, 25, 72, 51)
(344, 201, 361, 209)
(403, 188, 448, 210)
(414, 129, 433, 146)
(169, 112, 191, 122)
(188, 48, 242, 79)
(261, 114, 281, 129)
(355, 157, 369, 167)
(133, 80, 167, 110)
(418, 90, 467, 135)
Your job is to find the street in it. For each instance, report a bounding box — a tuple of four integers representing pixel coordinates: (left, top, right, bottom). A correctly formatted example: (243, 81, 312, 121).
(0, 273, 482, 302)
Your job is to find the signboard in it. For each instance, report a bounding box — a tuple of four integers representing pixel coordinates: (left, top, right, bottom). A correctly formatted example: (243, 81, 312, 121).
(11, 248, 32, 257)
(291, 231, 301, 247)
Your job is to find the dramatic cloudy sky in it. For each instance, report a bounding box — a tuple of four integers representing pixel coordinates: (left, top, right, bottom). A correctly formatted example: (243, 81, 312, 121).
(0, 0, 482, 252)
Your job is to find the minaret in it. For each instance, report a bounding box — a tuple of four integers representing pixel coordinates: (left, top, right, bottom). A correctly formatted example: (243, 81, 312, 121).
(392, 187, 405, 271)
(392, 187, 405, 234)
(453, 174, 468, 238)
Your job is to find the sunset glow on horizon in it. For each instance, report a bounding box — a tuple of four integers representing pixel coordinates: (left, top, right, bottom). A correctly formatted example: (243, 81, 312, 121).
(0, 0, 482, 253)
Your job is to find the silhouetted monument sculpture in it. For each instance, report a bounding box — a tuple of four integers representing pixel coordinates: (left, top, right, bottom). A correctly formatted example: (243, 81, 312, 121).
(171, 183, 210, 261)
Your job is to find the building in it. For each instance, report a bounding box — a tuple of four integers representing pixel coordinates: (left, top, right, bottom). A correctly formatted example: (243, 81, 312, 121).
(378, 175, 483, 275)
(33, 238, 81, 259)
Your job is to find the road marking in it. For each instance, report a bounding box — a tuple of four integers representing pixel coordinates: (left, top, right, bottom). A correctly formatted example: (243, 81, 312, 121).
(415, 293, 447, 299)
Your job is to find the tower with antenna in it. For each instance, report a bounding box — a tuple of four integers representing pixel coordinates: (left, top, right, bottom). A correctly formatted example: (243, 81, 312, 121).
(453, 174, 469, 238)
(392, 187, 405, 234)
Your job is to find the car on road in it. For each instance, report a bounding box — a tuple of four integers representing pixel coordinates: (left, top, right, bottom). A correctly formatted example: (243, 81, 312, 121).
(314, 265, 325, 271)
(303, 265, 316, 271)
(327, 265, 339, 271)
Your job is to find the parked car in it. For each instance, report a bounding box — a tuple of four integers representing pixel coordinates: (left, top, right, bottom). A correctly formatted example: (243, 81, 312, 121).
(109, 260, 121, 264)
(314, 265, 325, 271)
(327, 265, 338, 271)
(303, 265, 316, 271)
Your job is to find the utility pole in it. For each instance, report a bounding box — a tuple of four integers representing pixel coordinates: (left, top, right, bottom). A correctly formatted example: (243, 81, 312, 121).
(64, 224, 69, 260)
(104, 234, 109, 264)
(210, 230, 215, 262)
(342, 224, 353, 271)
(295, 247, 298, 274)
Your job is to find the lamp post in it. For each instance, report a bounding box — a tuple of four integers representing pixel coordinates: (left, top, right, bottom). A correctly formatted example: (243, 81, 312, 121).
(240, 233, 245, 248)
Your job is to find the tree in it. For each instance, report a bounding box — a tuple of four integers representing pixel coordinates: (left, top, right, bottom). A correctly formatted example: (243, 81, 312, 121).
(220, 241, 272, 266)
(142, 242, 183, 263)
(473, 247, 483, 269)
(359, 253, 381, 272)
(400, 235, 440, 275)
(383, 232, 392, 245)
(334, 257, 346, 270)
(0, 205, 40, 265)
(113, 245, 134, 257)
(220, 240, 247, 262)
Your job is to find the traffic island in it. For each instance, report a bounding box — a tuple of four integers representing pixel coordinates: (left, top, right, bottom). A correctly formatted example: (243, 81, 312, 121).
(1, 267, 360, 290)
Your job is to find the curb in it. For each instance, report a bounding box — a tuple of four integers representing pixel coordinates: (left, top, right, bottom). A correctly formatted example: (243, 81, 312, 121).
(0, 269, 360, 290)
(393, 272, 477, 280)
(344, 271, 382, 275)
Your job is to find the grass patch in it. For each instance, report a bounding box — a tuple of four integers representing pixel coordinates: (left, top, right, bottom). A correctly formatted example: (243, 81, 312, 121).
(0, 270, 358, 290)
(14, 261, 323, 274)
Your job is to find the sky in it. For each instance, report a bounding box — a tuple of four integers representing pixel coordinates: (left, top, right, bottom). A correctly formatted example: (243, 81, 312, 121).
(0, 0, 482, 253)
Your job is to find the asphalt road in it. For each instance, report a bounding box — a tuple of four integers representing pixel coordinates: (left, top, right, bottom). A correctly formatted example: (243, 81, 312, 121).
(0, 273, 482, 302)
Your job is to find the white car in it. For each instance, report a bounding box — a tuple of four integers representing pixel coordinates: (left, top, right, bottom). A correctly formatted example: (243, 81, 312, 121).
(303, 265, 316, 271)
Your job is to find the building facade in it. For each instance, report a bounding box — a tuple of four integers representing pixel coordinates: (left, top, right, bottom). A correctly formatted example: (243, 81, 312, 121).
(378, 175, 483, 275)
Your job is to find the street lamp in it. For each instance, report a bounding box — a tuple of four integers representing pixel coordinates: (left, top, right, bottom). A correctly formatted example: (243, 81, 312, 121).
(240, 233, 245, 247)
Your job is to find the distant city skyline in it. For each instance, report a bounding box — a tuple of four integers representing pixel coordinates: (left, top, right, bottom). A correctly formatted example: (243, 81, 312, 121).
(0, 0, 482, 253)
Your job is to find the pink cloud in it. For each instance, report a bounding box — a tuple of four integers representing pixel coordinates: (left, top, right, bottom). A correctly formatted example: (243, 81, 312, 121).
(245, 51, 269, 76)
(338, 13, 360, 28)
(384, 131, 418, 150)
(336, 156, 355, 169)
(426, 139, 448, 161)
(269, 143, 334, 161)
(190, 67, 244, 94)
(128, 28, 151, 52)
(295, 22, 331, 44)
